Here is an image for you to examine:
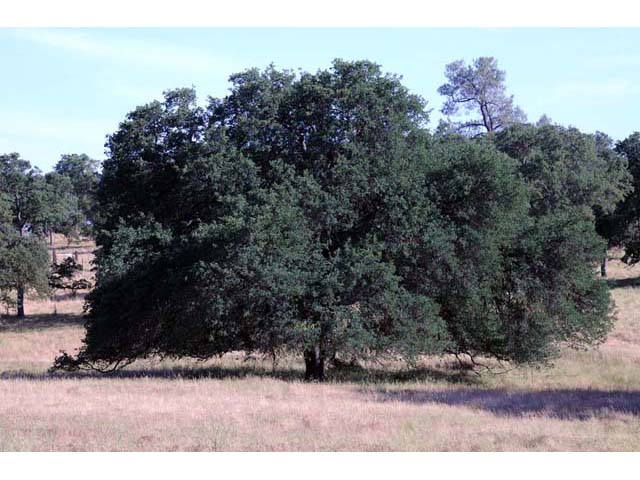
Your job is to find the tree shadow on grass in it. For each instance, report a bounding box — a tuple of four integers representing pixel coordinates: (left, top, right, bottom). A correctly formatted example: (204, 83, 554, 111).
(605, 276, 640, 289)
(0, 362, 477, 385)
(0, 365, 304, 382)
(366, 387, 640, 420)
(0, 314, 85, 332)
(327, 363, 476, 385)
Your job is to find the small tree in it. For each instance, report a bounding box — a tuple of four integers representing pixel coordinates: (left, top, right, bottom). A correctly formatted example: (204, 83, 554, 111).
(438, 57, 526, 136)
(0, 226, 50, 316)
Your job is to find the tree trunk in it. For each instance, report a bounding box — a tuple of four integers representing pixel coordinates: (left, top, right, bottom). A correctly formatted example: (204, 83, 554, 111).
(16, 285, 25, 318)
(600, 255, 607, 278)
(304, 346, 325, 381)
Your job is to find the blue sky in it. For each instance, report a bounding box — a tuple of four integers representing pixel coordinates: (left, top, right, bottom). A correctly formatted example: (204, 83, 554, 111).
(1, 28, 639, 171)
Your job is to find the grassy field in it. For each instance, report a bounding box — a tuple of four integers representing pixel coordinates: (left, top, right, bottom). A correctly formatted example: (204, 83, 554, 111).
(1, 244, 639, 451)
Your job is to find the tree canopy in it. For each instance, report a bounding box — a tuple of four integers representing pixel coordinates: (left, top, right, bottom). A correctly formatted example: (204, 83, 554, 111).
(53, 153, 100, 234)
(492, 123, 633, 278)
(55, 60, 614, 379)
(607, 132, 640, 265)
(493, 123, 632, 218)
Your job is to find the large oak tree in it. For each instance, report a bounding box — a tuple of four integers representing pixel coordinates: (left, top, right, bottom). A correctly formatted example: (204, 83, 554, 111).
(56, 61, 614, 379)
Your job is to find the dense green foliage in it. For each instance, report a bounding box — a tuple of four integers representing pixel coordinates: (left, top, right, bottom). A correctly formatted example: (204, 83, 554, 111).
(54, 60, 616, 378)
(494, 124, 632, 218)
(53, 153, 100, 235)
(601, 132, 640, 265)
(494, 124, 633, 278)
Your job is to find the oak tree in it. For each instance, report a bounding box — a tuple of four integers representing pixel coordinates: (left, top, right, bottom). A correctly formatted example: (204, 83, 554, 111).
(55, 61, 614, 379)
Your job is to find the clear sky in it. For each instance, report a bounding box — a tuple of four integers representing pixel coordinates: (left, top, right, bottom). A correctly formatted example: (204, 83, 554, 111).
(1, 28, 639, 171)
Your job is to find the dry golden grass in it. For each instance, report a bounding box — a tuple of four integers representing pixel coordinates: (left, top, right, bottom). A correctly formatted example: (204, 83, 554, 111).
(1, 247, 639, 451)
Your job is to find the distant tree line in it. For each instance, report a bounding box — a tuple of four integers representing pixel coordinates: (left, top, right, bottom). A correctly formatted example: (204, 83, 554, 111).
(2, 57, 639, 380)
(0, 153, 98, 316)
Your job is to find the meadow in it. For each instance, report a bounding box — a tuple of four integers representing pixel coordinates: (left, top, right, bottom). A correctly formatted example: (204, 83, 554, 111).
(1, 239, 639, 451)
